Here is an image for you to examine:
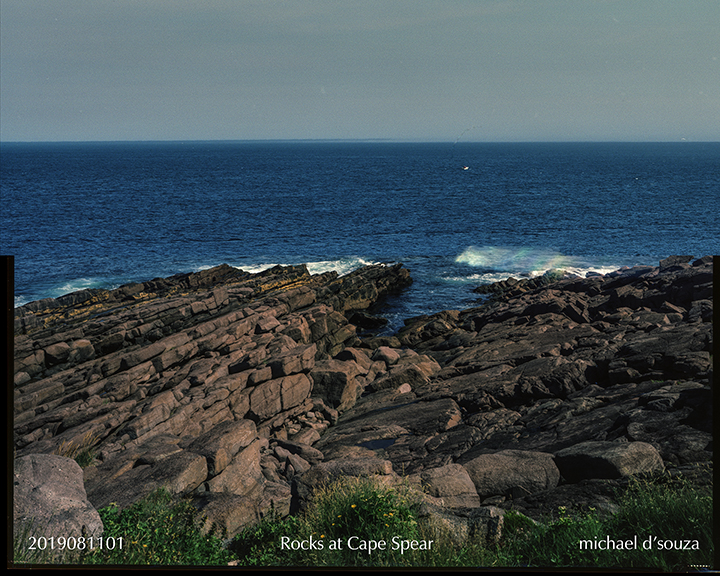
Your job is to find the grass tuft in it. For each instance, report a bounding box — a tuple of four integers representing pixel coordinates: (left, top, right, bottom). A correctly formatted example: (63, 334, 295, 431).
(55, 431, 100, 468)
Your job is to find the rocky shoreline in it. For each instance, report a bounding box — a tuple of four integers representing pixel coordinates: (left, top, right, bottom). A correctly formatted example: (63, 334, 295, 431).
(12, 256, 714, 547)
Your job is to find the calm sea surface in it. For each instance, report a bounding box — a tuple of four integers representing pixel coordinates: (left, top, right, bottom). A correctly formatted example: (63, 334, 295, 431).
(2, 141, 718, 331)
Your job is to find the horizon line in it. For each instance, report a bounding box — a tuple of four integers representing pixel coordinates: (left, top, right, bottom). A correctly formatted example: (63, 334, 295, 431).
(1, 138, 717, 145)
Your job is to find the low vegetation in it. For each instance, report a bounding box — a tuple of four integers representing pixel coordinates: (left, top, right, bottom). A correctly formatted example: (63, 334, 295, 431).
(496, 472, 713, 570)
(231, 476, 432, 567)
(14, 489, 232, 566)
(13, 469, 713, 570)
(54, 431, 100, 469)
(82, 489, 232, 565)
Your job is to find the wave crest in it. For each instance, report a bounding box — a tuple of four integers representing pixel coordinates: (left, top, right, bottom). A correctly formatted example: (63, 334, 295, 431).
(230, 256, 377, 278)
(454, 246, 620, 280)
(455, 246, 574, 273)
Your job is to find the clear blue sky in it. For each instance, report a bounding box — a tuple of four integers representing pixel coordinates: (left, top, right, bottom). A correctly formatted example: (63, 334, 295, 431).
(1, 0, 718, 142)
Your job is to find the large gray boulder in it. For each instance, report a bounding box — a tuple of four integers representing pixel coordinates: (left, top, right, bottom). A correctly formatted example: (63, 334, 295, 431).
(413, 463, 481, 509)
(554, 440, 665, 482)
(461, 450, 560, 500)
(14, 454, 103, 540)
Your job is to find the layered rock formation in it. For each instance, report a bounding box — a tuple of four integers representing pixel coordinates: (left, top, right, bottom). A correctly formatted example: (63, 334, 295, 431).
(12, 256, 714, 543)
(13, 263, 412, 533)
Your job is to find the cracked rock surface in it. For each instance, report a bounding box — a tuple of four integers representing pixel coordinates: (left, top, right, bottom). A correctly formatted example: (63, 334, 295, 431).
(13, 256, 713, 538)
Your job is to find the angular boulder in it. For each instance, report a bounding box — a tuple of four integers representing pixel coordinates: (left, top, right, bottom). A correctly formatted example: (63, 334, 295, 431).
(461, 450, 560, 500)
(554, 440, 665, 482)
(309, 359, 362, 412)
(415, 463, 481, 509)
(85, 437, 208, 510)
(14, 454, 103, 541)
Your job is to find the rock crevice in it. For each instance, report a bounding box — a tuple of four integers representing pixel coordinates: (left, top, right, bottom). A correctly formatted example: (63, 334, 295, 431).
(13, 257, 713, 540)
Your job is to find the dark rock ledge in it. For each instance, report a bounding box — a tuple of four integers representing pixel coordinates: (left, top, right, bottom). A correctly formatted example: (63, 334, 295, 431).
(13, 256, 713, 545)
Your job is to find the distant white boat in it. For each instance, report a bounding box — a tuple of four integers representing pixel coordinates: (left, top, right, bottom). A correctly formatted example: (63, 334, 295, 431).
(462, 166, 469, 170)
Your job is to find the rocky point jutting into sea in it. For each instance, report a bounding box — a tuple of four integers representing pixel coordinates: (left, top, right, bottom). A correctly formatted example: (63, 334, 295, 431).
(12, 256, 714, 545)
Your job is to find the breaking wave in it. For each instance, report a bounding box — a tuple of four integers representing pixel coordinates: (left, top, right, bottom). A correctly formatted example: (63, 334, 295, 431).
(453, 246, 622, 283)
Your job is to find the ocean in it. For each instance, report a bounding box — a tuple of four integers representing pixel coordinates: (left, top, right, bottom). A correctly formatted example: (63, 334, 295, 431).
(2, 141, 718, 333)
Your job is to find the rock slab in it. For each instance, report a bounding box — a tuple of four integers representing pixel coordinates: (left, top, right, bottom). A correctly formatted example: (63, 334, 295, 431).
(14, 454, 104, 540)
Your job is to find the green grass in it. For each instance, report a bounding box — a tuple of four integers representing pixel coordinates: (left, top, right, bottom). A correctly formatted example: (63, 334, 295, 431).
(230, 470, 713, 570)
(230, 476, 429, 567)
(494, 472, 714, 570)
(81, 489, 232, 566)
(13, 517, 85, 565)
(13, 469, 713, 570)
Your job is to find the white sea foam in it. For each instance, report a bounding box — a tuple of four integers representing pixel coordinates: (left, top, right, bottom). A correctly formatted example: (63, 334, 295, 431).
(49, 278, 122, 298)
(224, 257, 377, 278)
(231, 263, 278, 274)
(56, 278, 104, 293)
(452, 246, 622, 285)
(306, 257, 378, 276)
(14, 277, 122, 309)
(455, 246, 577, 272)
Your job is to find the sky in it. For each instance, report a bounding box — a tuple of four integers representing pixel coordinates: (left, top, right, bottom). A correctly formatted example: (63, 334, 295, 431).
(1, 0, 718, 142)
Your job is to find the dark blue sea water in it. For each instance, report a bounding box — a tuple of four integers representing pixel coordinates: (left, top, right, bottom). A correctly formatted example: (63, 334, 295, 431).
(2, 141, 719, 332)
